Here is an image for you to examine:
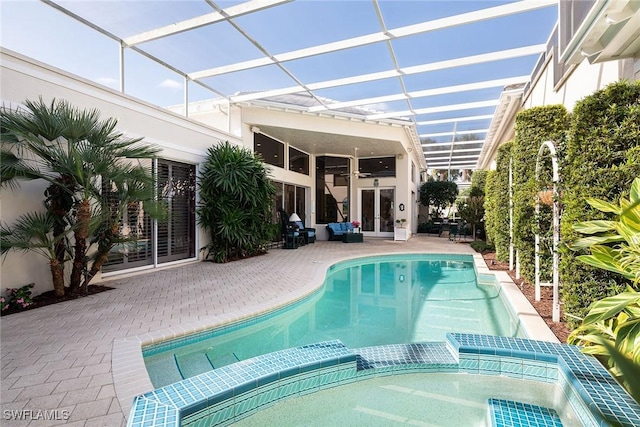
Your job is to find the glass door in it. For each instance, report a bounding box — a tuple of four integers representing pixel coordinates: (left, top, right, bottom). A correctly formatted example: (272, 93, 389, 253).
(359, 187, 395, 237)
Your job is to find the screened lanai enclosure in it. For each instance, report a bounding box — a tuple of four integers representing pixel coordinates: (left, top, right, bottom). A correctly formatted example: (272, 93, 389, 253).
(1, 0, 561, 174)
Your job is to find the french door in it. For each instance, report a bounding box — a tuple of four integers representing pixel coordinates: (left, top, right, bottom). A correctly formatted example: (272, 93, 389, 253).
(358, 187, 395, 238)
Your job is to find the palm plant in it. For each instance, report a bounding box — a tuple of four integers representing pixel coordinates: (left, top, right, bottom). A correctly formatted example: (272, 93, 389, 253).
(198, 141, 276, 263)
(1, 212, 70, 296)
(568, 177, 640, 401)
(1, 98, 160, 296)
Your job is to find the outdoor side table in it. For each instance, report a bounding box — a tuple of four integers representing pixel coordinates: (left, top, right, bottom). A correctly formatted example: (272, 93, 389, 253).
(343, 233, 363, 243)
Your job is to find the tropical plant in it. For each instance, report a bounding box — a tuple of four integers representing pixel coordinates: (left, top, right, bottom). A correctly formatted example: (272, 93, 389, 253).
(198, 141, 276, 263)
(568, 177, 640, 402)
(1, 98, 161, 296)
(419, 180, 458, 218)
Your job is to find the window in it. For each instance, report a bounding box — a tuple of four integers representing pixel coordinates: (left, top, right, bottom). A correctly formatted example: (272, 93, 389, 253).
(254, 133, 284, 168)
(273, 181, 307, 223)
(157, 160, 196, 263)
(358, 156, 396, 178)
(289, 146, 309, 175)
(316, 156, 349, 224)
(411, 162, 416, 183)
(559, 0, 596, 58)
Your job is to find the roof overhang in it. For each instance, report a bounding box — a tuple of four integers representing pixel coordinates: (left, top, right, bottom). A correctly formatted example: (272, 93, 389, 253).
(560, 0, 640, 65)
(475, 84, 525, 170)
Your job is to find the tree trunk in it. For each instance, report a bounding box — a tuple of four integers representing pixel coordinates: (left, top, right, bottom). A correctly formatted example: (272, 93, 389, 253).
(69, 199, 90, 294)
(81, 224, 118, 289)
(46, 180, 73, 296)
(50, 258, 65, 297)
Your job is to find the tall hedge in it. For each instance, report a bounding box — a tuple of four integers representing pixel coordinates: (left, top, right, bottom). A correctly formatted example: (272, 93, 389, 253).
(484, 142, 512, 261)
(512, 105, 569, 283)
(560, 80, 640, 326)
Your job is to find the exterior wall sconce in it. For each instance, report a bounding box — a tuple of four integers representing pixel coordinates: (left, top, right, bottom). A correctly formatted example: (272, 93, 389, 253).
(373, 178, 379, 187)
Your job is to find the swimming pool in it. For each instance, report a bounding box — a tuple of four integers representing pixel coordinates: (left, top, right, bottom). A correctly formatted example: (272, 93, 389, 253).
(143, 254, 523, 388)
(127, 253, 640, 427)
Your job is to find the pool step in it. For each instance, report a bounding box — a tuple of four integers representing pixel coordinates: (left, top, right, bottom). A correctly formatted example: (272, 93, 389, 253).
(175, 352, 214, 379)
(205, 350, 240, 369)
(145, 355, 184, 387)
(488, 398, 563, 427)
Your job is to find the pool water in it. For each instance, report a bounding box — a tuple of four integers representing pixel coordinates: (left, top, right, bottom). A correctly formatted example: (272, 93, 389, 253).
(145, 255, 522, 388)
(231, 373, 581, 427)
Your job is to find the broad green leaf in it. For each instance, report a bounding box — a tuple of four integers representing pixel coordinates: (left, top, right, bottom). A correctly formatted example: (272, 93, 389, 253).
(576, 254, 632, 278)
(630, 178, 640, 205)
(571, 235, 624, 250)
(598, 340, 640, 403)
(586, 197, 620, 214)
(583, 292, 640, 324)
(615, 318, 640, 357)
(580, 345, 610, 357)
(572, 220, 616, 234)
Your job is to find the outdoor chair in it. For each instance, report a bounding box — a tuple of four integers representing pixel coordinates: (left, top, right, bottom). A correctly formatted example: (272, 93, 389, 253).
(287, 211, 315, 244)
(448, 223, 460, 241)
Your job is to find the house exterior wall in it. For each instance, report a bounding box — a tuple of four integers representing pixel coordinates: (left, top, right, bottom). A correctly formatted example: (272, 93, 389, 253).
(187, 103, 423, 239)
(524, 57, 627, 111)
(0, 49, 241, 294)
(483, 54, 635, 169)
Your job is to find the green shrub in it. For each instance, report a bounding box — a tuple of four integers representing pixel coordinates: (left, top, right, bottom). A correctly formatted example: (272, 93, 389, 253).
(1, 284, 34, 312)
(198, 141, 276, 263)
(560, 80, 640, 326)
(512, 105, 569, 283)
(470, 240, 494, 253)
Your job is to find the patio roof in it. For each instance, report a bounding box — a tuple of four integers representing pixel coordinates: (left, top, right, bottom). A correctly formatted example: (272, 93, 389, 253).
(1, 0, 560, 171)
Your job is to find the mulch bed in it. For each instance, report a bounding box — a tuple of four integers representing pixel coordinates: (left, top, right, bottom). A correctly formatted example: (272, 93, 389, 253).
(1, 285, 114, 316)
(481, 250, 570, 343)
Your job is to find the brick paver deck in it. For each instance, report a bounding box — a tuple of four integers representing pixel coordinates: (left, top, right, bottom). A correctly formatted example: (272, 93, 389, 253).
(2, 237, 481, 426)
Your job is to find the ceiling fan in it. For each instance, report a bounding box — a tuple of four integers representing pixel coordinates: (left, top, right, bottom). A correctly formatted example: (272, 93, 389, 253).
(347, 147, 371, 178)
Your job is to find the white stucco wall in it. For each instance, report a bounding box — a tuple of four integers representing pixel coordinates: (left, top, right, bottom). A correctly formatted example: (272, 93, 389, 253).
(0, 49, 241, 295)
(524, 56, 626, 110)
(186, 102, 422, 240)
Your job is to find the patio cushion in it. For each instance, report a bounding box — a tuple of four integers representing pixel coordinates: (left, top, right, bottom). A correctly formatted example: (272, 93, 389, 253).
(328, 223, 342, 233)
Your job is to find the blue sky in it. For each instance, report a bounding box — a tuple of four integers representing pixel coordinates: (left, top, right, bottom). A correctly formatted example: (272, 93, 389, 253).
(1, 1, 558, 138)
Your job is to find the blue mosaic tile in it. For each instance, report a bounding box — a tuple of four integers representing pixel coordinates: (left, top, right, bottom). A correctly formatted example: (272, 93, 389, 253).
(131, 334, 640, 427)
(449, 333, 640, 427)
(500, 358, 522, 378)
(488, 399, 563, 427)
(479, 355, 501, 375)
(354, 342, 457, 370)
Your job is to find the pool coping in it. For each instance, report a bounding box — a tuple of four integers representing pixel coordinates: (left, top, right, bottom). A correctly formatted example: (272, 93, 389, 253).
(112, 251, 558, 418)
(127, 334, 640, 427)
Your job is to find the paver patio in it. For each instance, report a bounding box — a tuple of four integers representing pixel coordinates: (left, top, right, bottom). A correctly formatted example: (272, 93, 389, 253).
(2, 237, 487, 426)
